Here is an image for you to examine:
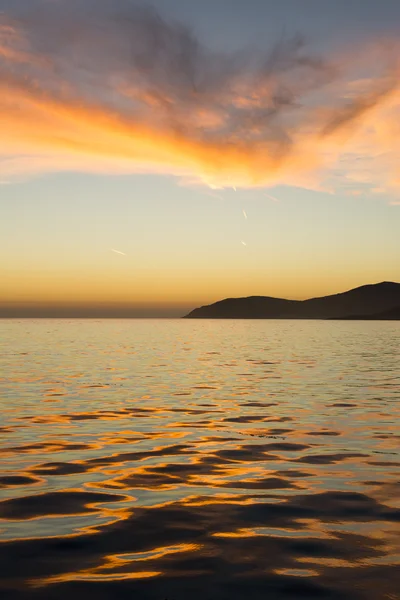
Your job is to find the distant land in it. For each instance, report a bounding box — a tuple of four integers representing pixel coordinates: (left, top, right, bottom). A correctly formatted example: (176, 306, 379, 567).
(333, 304, 400, 320)
(184, 282, 400, 320)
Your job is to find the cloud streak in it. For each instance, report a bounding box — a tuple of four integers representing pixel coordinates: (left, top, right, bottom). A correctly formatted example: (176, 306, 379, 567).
(0, 0, 399, 194)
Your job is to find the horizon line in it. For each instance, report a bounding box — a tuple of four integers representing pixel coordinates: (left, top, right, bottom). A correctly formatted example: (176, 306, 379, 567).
(1, 281, 398, 319)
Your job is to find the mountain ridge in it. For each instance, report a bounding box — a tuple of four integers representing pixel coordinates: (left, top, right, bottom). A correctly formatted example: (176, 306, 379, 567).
(183, 282, 400, 319)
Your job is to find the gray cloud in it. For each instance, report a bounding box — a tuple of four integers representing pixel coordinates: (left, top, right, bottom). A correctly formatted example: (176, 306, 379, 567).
(0, 0, 399, 191)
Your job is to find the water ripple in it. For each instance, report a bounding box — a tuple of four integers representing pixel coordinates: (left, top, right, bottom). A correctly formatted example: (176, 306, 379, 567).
(0, 319, 399, 599)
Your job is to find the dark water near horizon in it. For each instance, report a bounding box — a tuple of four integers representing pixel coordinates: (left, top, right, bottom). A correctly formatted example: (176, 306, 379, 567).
(0, 319, 399, 600)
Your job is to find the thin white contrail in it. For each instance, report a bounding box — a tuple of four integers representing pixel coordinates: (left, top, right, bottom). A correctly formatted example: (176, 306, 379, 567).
(264, 191, 280, 202)
(242, 209, 247, 219)
(205, 191, 224, 200)
(241, 240, 247, 246)
(111, 248, 126, 256)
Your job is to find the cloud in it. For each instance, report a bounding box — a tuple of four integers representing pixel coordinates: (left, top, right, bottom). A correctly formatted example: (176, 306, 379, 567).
(0, 0, 399, 193)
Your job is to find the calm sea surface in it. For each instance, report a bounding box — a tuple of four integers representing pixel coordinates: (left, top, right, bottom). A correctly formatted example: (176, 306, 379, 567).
(0, 319, 399, 600)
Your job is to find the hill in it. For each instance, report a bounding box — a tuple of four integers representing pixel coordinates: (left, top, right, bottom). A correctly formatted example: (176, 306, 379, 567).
(183, 282, 400, 319)
(334, 304, 400, 320)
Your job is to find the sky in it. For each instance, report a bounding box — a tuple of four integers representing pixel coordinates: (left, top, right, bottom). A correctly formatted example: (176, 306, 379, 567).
(1, 0, 400, 317)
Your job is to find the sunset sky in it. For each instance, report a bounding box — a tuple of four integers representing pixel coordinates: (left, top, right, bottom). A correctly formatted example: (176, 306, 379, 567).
(1, 0, 400, 316)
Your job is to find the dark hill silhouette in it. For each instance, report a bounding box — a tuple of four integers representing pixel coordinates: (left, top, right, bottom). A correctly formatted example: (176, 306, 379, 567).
(333, 304, 400, 320)
(184, 282, 400, 319)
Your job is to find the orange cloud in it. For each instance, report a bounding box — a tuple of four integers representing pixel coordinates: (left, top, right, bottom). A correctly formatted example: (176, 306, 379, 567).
(0, 2, 399, 194)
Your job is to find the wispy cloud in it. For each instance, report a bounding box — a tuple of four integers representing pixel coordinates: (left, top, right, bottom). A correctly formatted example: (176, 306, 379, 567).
(110, 249, 126, 256)
(1, 0, 399, 195)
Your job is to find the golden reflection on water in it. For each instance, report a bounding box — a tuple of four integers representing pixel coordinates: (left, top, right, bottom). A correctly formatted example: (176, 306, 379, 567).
(0, 319, 399, 599)
(36, 570, 162, 585)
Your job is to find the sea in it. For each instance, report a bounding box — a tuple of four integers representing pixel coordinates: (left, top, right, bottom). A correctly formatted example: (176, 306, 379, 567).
(0, 319, 399, 600)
